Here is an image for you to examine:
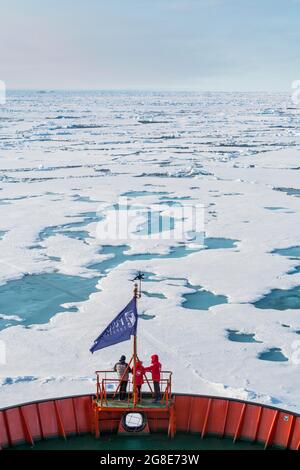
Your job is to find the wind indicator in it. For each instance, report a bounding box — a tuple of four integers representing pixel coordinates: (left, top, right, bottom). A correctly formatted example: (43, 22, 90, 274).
(131, 271, 144, 298)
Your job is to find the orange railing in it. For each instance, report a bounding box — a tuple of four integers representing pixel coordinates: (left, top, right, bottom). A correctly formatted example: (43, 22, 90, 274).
(95, 370, 173, 406)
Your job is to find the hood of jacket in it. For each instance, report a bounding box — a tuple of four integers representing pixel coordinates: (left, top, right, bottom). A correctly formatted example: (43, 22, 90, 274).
(151, 354, 159, 364)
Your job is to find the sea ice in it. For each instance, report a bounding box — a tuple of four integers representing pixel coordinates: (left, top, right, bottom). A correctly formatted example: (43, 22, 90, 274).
(0, 91, 300, 411)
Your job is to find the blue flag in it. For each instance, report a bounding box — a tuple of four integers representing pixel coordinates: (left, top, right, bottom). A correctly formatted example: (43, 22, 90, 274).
(90, 297, 138, 353)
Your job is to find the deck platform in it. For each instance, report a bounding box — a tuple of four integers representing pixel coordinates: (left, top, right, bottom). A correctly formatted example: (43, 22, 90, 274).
(92, 393, 176, 437)
(92, 370, 175, 437)
(94, 396, 173, 410)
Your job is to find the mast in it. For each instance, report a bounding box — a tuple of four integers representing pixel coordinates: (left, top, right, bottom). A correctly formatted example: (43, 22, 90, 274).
(133, 282, 139, 406)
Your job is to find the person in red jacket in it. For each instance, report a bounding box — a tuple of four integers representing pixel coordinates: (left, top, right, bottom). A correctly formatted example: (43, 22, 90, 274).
(145, 354, 162, 402)
(134, 360, 145, 402)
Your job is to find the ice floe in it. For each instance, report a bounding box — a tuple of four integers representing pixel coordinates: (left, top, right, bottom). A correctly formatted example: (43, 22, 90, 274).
(0, 91, 300, 411)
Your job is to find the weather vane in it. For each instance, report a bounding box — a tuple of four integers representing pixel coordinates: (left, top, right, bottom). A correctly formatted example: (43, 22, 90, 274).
(131, 271, 144, 298)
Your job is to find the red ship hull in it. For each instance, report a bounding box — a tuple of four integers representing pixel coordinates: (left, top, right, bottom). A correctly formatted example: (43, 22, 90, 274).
(1, 393, 299, 450)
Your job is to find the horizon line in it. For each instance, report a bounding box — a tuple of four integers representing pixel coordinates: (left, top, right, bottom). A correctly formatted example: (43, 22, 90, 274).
(5, 87, 290, 94)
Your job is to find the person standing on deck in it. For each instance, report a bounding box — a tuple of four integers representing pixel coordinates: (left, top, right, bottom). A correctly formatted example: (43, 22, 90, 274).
(134, 360, 145, 402)
(145, 354, 162, 402)
(114, 355, 131, 401)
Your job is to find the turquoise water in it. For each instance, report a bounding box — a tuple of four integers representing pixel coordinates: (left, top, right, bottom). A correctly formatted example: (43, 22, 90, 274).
(265, 206, 287, 211)
(254, 286, 300, 310)
(122, 190, 170, 198)
(274, 187, 300, 197)
(135, 212, 176, 235)
(38, 211, 102, 241)
(227, 329, 262, 343)
(48, 255, 61, 262)
(0, 273, 98, 329)
(72, 194, 102, 203)
(138, 313, 156, 320)
(159, 195, 193, 202)
(88, 245, 129, 273)
(156, 244, 200, 259)
(0, 236, 235, 329)
(142, 291, 166, 299)
(181, 278, 227, 310)
(150, 276, 228, 311)
(182, 287, 227, 310)
(258, 348, 288, 362)
(7, 432, 265, 451)
(272, 246, 300, 258)
(62, 230, 90, 241)
(204, 237, 238, 249)
(272, 246, 300, 275)
(96, 245, 227, 311)
(140, 272, 161, 282)
(89, 237, 236, 274)
(288, 266, 300, 275)
(90, 243, 229, 311)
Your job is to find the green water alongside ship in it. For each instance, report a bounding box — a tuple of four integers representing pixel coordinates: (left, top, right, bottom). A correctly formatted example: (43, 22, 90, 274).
(9, 433, 266, 451)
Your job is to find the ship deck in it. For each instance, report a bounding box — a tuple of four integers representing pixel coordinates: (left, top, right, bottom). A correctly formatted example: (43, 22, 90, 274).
(94, 396, 173, 410)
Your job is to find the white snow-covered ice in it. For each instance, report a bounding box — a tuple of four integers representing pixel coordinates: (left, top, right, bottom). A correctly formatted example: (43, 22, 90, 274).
(0, 90, 300, 410)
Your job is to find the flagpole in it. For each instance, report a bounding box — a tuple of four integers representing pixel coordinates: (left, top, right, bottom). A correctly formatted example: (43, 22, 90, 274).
(133, 282, 139, 407)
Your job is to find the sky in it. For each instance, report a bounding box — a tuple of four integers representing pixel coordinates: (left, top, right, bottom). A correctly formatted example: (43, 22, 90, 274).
(0, 0, 299, 91)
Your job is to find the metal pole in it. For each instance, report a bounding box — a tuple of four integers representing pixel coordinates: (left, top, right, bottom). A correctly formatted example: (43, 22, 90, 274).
(133, 334, 138, 406)
(133, 283, 139, 407)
